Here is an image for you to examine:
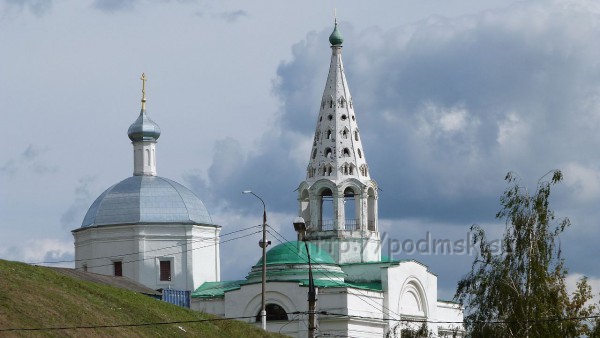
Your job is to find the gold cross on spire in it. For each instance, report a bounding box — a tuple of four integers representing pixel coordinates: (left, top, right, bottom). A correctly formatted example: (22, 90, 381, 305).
(334, 8, 337, 25)
(140, 72, 147, 110)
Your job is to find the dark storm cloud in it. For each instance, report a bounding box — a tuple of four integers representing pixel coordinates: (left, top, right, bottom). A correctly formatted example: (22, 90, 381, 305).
(91, 0, 196, 13)
(60, 176, 97, 229)
(271, 1, 600, 224)
(2, 0, 51, 16)
(92, 0, 136, 12)
(1, 144, 57, 176)
(217, 9, 247, 22)
(184, 0, 600, 288)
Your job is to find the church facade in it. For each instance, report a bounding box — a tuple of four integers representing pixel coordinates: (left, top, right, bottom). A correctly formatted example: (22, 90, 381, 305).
(72, 74, 221, 292)
(191, 22, 463, 337)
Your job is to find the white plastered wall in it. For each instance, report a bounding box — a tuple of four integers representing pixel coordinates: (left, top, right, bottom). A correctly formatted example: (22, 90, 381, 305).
(73, 223, 220, 291)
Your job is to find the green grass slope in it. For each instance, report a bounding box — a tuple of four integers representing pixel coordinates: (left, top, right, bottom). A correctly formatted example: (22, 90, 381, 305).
(0, 260, 283, 337)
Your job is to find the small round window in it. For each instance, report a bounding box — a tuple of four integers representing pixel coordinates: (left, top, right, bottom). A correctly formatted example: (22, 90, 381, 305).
(352, 115, 355, 121)
(328, 114, 333, 121)
(341, 114, 347, 120)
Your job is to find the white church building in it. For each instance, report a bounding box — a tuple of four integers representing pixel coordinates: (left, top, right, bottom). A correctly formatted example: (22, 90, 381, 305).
(72, 74, 221, 292)
(191, 22, 463, 337)
(73, 21, 463, 338)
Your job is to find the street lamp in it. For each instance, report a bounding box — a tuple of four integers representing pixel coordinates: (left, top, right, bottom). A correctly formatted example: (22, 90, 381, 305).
(293, 216, 317, 338)
(242, 190, 270, 331)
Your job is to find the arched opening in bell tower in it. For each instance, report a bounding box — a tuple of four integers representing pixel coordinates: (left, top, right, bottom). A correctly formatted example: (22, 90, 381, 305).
(300, 189, 310, 228)
(367, 187, 376, 231)
(343, 187, 360, 230)
(319, 188, 334, 231)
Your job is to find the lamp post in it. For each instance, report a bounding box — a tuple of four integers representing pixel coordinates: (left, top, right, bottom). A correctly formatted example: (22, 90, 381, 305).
(242, 190, 270, 331)
(293, 216, 317, 338)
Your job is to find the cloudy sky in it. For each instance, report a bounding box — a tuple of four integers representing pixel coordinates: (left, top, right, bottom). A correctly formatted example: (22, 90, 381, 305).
(1, 0, 600, 300)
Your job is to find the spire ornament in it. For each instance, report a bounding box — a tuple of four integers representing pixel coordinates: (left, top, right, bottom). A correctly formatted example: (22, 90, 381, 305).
(329, 17, 344, 46)
(141, 72, 147, 110)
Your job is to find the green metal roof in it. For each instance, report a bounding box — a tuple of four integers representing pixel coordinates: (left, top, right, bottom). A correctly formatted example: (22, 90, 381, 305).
(301, 279, 383, 292)
(192, 279, 383, 299)
(254, 241, 336, 267)
(192, 280, 243, 298)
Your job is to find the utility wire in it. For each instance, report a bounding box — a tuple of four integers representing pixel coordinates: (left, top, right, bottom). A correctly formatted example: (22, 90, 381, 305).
(4, 309, 597, 332)
(27, 225, 260, 265)
(76, 230, 262, 271)
(319, 311, 600, 324)
(0, 316, 259, 332)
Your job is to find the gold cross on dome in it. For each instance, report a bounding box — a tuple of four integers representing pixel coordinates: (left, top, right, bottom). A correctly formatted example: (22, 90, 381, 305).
(140, 73, 147, 109)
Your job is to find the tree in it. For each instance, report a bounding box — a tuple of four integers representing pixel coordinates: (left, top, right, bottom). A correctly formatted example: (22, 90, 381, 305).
(455, 170, 596, 337)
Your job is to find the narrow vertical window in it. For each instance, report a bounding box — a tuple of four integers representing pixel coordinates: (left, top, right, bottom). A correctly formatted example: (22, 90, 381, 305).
(145, 149, 151, 166)
(113, 261, 122, 277)
(136, 149, 142, 168)
(358, 148, 362, 158)
(160, 260, 171, 281)
(354, 130, 359, 141)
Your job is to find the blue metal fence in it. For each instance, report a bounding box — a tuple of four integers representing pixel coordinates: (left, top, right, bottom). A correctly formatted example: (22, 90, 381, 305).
(162, 289, 191, 308)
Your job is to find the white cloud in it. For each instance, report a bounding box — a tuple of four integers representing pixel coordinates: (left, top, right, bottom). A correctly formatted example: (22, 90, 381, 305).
(0, 238, 74, 267)
(562, 163, 600, 203)
(496, 112, 528, 147)
(566, 272, 600, 304)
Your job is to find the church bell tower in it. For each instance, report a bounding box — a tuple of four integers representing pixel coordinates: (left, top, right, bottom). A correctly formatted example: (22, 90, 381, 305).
(297, 20, 380, 264)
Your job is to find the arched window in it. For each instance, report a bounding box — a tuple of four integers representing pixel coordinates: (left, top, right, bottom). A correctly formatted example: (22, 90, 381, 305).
(367, 187, 376, 231)
(360, 164, 368, 176)
(300, 188, 311, 228)
(312, 148, 317, 159)
(340, 98, 345, 108)
(319, 188, 334, 231)
(326, 129, 332, 139)
(324, 148, 332, 159)
(342, 128, 348, 139)
(256, 304, 288, 322)
(343, 148, 350, 157)
(325, 164, 333, 176)
(329, 100, 333, 108)
(135, 149, 142, 169)
(343, 187, 359, 230)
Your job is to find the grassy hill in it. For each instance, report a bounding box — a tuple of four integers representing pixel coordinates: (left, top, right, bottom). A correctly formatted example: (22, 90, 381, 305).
(0, 259, 283, 337)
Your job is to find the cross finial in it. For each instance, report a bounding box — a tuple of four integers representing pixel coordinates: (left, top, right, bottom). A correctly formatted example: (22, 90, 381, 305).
(140, 73, 147, 110)
(334, 8, 337, 25)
